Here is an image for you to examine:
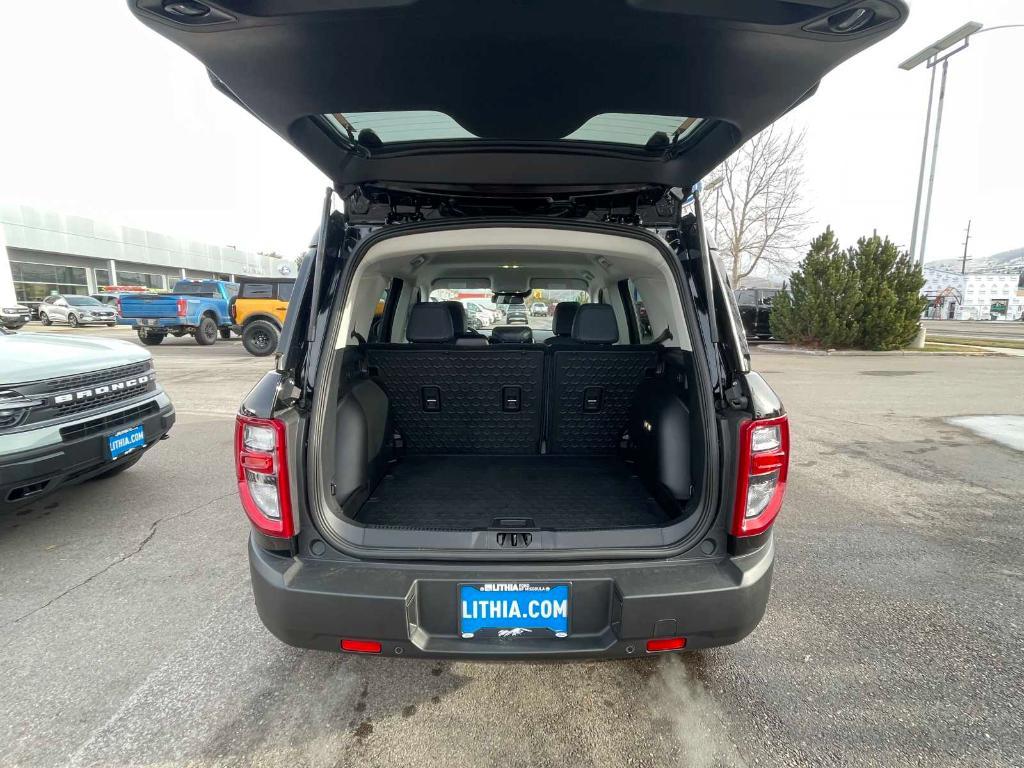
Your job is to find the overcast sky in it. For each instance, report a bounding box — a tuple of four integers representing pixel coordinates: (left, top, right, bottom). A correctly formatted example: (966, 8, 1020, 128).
(1, 1, 1021, 262)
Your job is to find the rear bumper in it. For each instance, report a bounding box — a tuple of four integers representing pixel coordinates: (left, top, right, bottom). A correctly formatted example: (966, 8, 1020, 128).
(131, 320, 186, 332)
(249, 534, 774, 659)
(0, 398, 175, 509)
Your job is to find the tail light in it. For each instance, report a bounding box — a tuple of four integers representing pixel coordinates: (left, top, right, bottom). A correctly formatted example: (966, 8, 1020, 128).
(114, 297, 122, 316)
(732, 415, 789, 537)
(176, 298, 188, 317)
(234, 415, 294, 538)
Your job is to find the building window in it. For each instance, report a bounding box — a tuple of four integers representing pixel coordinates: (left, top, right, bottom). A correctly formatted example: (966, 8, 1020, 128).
(95, 268, 111, 288)
(10, 261, 89, 301)
(117, 270, 165, 289)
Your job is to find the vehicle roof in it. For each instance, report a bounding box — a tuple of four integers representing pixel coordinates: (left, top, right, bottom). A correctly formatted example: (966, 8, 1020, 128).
(236, 275, 296, 284)
(129, 0, 907, 192)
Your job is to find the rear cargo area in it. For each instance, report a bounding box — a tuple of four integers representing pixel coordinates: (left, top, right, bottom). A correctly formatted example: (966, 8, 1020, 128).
(316, 228, 710, 544)
(330, 305, 702, 534)
(354, 455, 669, 530)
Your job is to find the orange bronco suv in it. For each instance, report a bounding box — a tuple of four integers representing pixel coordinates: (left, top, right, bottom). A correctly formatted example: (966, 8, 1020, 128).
(229, 276, 295, 357)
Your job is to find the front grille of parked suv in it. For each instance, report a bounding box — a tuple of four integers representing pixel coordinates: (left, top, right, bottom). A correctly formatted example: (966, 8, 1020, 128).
(10, 361, 157, 428)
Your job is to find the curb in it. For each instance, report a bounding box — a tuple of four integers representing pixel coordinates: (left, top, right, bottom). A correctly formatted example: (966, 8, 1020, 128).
(753, 344, 997, 357)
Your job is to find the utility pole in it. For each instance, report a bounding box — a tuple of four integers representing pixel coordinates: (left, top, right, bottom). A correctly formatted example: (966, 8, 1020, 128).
(961, 219, 972, 274)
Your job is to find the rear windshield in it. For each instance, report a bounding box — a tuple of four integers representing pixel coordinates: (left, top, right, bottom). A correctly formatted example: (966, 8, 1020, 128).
(427, 288, 589, 334)
(174, 281, 227, 297)
(324, 111, 704, 148)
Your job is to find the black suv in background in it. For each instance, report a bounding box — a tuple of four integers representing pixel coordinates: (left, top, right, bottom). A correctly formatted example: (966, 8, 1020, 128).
(735, 288, 782, 340)
(132, 0, 906, 659)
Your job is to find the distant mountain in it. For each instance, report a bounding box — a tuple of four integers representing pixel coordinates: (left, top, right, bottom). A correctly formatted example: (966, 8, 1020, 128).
(926, 247, 1024, 275)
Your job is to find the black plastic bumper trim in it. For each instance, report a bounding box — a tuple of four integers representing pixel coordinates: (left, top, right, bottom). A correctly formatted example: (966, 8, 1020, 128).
(249, 532, 774, 659)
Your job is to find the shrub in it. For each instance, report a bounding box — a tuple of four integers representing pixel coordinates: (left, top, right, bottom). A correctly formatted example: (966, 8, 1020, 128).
(772, 228, 926, 350)
(771, 227, 861, 348)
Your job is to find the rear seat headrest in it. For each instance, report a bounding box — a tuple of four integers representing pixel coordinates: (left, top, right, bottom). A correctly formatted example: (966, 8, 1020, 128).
(551, 301, 579, 337)
(441, 301, 468, 335)
(489, 325, 533, 344)
(406, 303, 455, 343)
(571, 304, 618, 345)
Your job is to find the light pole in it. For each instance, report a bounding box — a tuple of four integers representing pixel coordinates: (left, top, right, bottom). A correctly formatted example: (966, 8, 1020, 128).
(901, 22, 1024, 267)
(900, 21, 982, 267)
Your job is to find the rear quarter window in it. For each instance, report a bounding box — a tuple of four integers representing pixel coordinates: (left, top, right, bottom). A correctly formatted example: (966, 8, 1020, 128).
(241, 283, 274, 299)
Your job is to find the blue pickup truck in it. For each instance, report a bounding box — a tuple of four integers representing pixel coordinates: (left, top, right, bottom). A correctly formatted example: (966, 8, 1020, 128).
(120, 279, 238, 346)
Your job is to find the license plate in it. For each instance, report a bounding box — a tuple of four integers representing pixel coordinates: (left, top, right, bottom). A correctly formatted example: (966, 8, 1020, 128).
(459, 583, 570, 639)
(142, 319, 159, 326)
(108, 425, 145, 459)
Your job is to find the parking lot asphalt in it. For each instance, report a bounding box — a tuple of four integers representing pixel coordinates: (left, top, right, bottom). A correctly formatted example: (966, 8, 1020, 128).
(2, 325, 1022, 767)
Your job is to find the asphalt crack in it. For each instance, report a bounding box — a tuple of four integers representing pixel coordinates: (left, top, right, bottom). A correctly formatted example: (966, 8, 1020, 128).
(5, 491, 236, 627)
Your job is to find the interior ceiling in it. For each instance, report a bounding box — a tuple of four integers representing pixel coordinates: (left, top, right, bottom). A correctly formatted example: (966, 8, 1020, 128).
(367, 247, 662, 283)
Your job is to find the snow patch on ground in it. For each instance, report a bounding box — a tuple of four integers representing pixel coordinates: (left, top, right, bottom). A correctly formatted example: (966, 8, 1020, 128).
(946, 415, 1024, 452)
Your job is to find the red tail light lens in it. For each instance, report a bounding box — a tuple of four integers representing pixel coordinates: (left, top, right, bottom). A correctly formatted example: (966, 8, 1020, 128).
(646, 637, 687, 652)
(732, 415, 789, 537)
(341, 639, 382, 654)
(234, 415, 293, 538)
(176, 298, 188, 317)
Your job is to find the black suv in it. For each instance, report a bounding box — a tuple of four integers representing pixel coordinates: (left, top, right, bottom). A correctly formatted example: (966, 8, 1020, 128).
(735, 288, 782, 340)
(133, 0, 905, 658)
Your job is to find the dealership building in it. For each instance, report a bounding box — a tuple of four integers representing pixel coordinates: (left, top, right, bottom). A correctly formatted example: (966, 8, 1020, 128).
(0, 205, 294, 303)
(922, 267, 1024, 321)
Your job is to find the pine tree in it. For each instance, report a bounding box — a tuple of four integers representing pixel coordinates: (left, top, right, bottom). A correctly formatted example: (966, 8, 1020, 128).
(772, 228, 926, 350)
(849, 234, 927, 350)
(772, 227, 860, 348)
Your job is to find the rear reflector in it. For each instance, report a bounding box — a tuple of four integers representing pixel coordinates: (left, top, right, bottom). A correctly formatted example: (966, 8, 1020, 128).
(341, 638, 382, 654)
(646, 637, 686, 653)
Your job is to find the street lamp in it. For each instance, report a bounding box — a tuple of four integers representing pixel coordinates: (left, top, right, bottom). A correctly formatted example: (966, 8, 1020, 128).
(900, 21, 982, 267)
(902, 22, 1024, 267)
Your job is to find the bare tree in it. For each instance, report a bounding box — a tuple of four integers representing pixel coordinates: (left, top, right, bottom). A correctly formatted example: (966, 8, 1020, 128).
(705, 125, 810, 285)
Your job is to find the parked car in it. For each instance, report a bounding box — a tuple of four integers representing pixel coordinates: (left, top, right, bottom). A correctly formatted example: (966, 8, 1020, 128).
(229, 276, 295, 356)
(133, 0, 902, 659)
(1, 303, 32, 330)
(120, 279, 238, 346)
(464, 302, 497, 327)
(530, 302, 548, 317)
(0, 328, 175, 509)
(38, 295, 117, 327)
(735, 288, 780, 340)
(505, 301, 528, 325)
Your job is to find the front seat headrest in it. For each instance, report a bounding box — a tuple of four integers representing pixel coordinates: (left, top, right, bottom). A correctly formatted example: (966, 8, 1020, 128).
(571, 304, 618, 345)
(551, 301, 579, 337)
(406, 303, 454, 343)
(489, 325, 533, 344)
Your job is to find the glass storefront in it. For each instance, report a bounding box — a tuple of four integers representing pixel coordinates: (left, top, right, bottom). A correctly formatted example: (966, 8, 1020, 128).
(95, 268, 111, 287)
(116, 270, 165, 289)
(10, 261, 89, 301)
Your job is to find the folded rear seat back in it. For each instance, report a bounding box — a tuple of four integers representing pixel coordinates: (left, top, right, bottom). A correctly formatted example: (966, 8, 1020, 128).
(547, 304, 659, 455)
